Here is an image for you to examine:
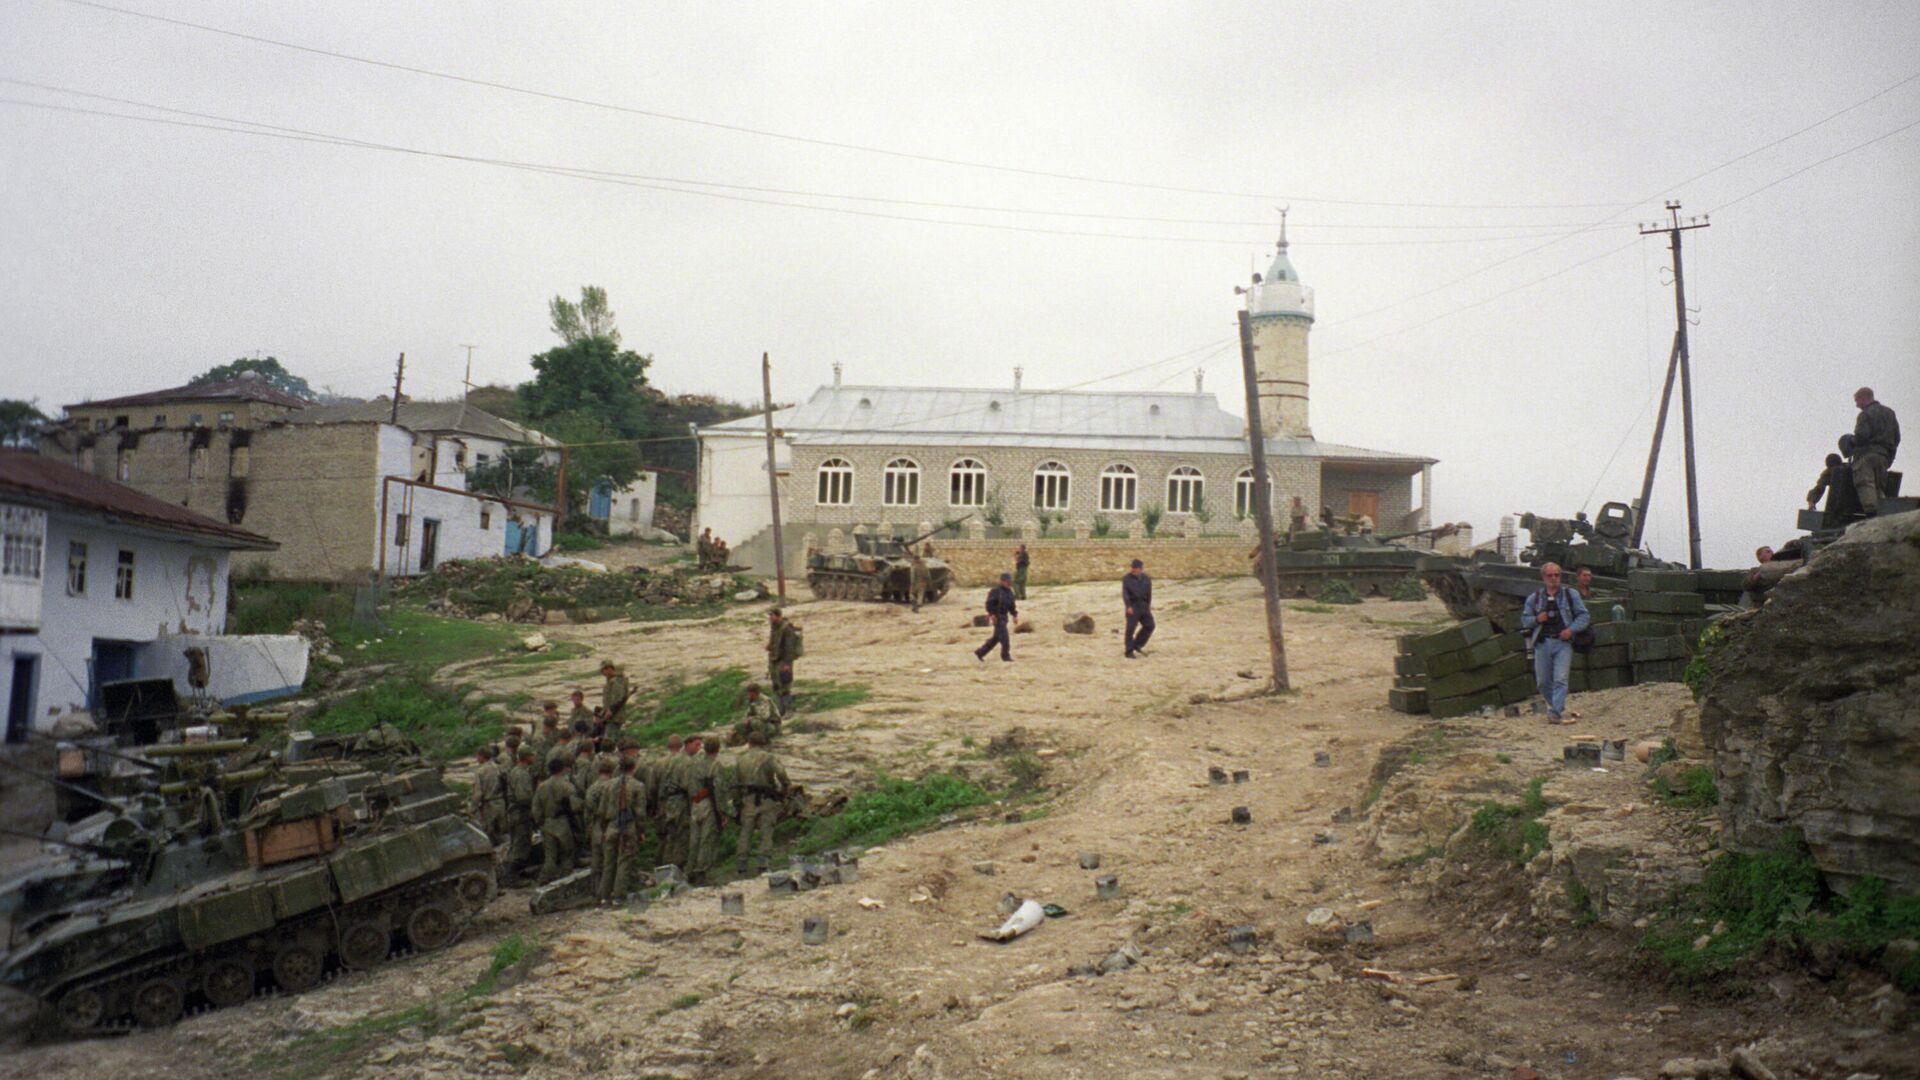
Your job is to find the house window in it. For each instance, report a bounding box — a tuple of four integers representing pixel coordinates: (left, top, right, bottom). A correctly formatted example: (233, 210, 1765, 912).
(480, 507, 492, 530)
(93, 418, 109, 432)
(153, 414, 166, 427)
(114, 549, 135, 600)
(116, 450, 133, 482)
(882, 458, 920, 507)
(1032, 461, 1071, 511)
(1234, 468, 1273, 519)
(949, 458, 988, 507)
(217, 411, 235, 428)
(816, 458, 854, 506)
(67, 541, 87, 595)
(189, 412, 204, 426)
(114, 415, 129, 428)
(1099, 464, 1137, 512)
(230, 446, 250, 478)
(1, 507, 45, 581)
(394, 513, 410, 546)
(475, 452, 491, 466)
(1166, 466, 1205, 515)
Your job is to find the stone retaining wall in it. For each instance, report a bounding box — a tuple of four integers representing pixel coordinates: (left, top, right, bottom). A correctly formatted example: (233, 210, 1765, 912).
(929, 537, 1254, 587)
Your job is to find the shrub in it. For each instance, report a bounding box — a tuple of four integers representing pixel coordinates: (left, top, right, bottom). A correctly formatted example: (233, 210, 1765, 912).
(1317, 579, 1362, 605)
(1683, 622, 1729, 698)
(1091, 513, 1112, 538)
(1141, 502, 1164, 537)
(1654, 765, 1720, 809)
(1388, 576, 1428, 602)
(1469, 776, 1551, 864)
(553, 532, 605, 552)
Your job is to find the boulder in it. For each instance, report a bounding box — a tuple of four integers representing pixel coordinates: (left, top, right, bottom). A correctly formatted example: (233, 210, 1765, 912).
(1013, 619, 1034, 634)
(972, 613, 991, 628)
(1063, 613, 1095, 634)
(1701, 510, 1920, 893)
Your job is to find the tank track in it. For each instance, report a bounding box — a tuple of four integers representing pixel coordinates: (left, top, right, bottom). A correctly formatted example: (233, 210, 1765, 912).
(1419, 569, 1523, 631)
(1269, 568, 1423, 599)
(44, 857, 496, 1036)
(806, 572, 948, 605)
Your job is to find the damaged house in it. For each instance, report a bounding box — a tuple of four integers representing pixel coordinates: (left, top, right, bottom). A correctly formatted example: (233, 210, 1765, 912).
(39, 377, 559, 581)
(0, 451, 305, 739)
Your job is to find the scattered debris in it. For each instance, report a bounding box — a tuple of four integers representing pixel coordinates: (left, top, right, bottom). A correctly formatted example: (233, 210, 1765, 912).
(1077, 851, 1101, 869)
(1062, 613, 1096, 634)
(1095, 874, 1121, 900)
(1313, 751, 1332, 767)
(857, 896, 885, 910)
(1344, 920, 1375, 945)
(1232, 806, 1253, 825)
(981, 898, 1046, 942)
(802, 916, 829, 945)
(1208, 766, 1229, 784)
(1226, 925, 1257, 954)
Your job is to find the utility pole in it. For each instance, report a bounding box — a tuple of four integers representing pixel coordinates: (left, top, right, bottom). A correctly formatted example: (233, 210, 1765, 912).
(761, 352, 787, 603)
(1632, 202, 1709, 567)
(1236, 306, 1291, 692)
(458, 344, 477, 398)
(389, 352, 406, 425)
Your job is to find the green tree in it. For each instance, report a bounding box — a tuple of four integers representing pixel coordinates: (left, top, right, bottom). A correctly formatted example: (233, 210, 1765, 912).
(189, 356, 317, 400)
(549, 286, 620, 346)
(0, 399, 48, 447)
(518, 337, 652, 436)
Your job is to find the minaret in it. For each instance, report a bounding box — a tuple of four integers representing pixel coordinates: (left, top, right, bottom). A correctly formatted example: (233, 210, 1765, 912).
(1247, 209, 1315, 439)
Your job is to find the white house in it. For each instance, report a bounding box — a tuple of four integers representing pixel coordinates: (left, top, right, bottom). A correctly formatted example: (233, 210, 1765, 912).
(0, 451, 306, 740)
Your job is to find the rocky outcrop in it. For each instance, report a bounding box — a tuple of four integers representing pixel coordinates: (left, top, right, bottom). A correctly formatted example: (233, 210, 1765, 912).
(1701, 510, 1920, 892)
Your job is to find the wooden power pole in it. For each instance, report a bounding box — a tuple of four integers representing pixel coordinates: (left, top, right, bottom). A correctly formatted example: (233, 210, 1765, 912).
(389, 352, 406, 424)
(1632, 202, 1710, 568)
(761, 352, 787, 603)
(1236, 307, 1291, 692)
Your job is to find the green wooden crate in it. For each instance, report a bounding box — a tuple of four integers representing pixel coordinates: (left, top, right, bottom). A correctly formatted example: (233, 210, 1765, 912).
(1394, 674, 1427, 689)
(1591, 620, 1670, 645)
(1695, 569, 1749, 592)
(1631, 659, 1686, 683)
(1585, 666, 1633, 691)
(1635, 591, 1706, 616)
(1629, 569, 1699, 592)
(1404, 617, 1496, 659)
(1388, 686, 1429, 714)
(1394, 652, 1427, 677)
(1428, 652, 1530, 700)
(1499, 672, 1537, 704)
(1429, 686, 1505, 719)
(1629, 635, 1690, 663)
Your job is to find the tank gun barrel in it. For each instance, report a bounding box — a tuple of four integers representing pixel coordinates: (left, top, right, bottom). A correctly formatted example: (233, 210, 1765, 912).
(156, 766, 271, 796)
(140, 740, 250, 757)
(26, 731, 164, 773)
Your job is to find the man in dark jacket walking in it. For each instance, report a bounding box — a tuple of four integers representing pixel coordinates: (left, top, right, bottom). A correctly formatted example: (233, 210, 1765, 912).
(974, 573, 1018, 662)
(1123, 559, 1154, 658)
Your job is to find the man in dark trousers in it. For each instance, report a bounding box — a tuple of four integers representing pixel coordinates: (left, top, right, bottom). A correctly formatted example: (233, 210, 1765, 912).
(974, 572, 1018, 662)
(1013, 544, 1031, 600)
(1850, 386, 1900, 514)
(1123, 559, 1154, 658)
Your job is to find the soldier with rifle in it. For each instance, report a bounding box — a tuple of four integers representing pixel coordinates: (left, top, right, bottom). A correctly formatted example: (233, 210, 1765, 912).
(765, 609, 802, 717)
(600, 661, 633, 730)
(599, 756, 649, 903)
(530, 758, 583, 885)
(736, 682, 780, 746)
(656, 734, 690, 869)
(584, 757, 617, 892)
(733, 730, 791, 876)
(909, 548, 930, 613)
(469, 745, 507, 845)
(506, 747, 538, 881)
(682, 735, 728, 884)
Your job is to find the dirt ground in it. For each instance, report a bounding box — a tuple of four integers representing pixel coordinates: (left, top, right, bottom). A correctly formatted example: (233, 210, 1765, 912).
(3, 577, 1910, 1079)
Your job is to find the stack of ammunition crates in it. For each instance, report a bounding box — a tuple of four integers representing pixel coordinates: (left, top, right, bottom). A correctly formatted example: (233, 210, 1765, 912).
(1621, 570, 1709, 684)
(1390, 618, 1533, 718)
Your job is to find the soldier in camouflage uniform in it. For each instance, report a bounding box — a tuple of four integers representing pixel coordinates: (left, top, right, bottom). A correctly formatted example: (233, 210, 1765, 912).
(656, 734, 690, 869)
(736, 682, 780, 746)
(702, 737, 736, 875)
(600, 756, 649, 902)
(682, 735, 721, 884)
(531, 758, 583, 885)
(544, 725, 575, 775)
(468, 746, 507, 845)
(909, 550, 929, 613)
(568, 689, 593, 732)
(601, 660, 633, 731)
(583, 758, 617, 893)
(765, 608, 801, 717)
(733, 731, 790, 876)
(506, 747, 537, 881)
(534, 704, 562, 759)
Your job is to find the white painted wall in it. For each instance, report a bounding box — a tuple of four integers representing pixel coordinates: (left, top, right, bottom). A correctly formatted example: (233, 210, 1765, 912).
(0, 506, 250, 731)
(377, 426, 551, 576)
(695, 431, 789, 548)
(144, 632, 309, 705)
(606, 472, 659, 537)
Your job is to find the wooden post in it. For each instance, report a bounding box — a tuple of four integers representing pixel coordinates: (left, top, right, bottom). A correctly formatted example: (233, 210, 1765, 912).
(1237, 309, 1291, 692)
(762, 352, 787, 603)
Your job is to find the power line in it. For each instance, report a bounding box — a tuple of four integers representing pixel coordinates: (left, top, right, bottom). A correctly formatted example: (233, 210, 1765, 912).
(1709, 113, 1920, 213)
(0, 92, 1618, 249)
(54, 0, 1640, 211)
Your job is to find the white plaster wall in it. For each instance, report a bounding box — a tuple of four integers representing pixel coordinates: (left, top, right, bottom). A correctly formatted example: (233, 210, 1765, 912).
(382, 483, 547, 576)
(146, 632, 309, 705)
(607, 472, 659, 536)
(695, 432, 789, 547)
(0, 509, 234, 730)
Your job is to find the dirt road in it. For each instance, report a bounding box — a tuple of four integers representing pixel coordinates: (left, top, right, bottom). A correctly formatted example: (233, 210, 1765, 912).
(2, 578, 1895, 1078)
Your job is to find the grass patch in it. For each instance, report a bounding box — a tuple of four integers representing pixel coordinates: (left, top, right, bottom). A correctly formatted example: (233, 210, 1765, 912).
(792, 679, 871, 714)
(1495, 752, 1513, 764)
(472, 933, 534, 996)
(332, 607, 527, 675)
(495, 640, 592, 667)
(1682, 622, 1729, 698)
(1642, 835, 1920, 987)
(1645, 737, 1680, 771)
(797, 771, 993, 853)
(1359, 781, 1386, 813)
(1653, 765, 1720, 810)
(305, 678, 499, 761)
(1290, 603, 1338, 615)
(1316, 579, 1363, 605)
(626, 667, 751, 744)
(1393, 844, 1445, 869)
(230, 577, 357, 635)
(669, 993, 702, 1010)
(553, 531, 606, 552)
(1566, 877, 1598, 926)
(1469, 776, 1552, 865)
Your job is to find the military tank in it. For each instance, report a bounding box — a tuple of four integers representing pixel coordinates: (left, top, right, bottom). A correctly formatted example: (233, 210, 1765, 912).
(806, 518, 966, 603)
(0, 765, 494, 1035)
(1421, 501, 1675, 631)
(1259, 523, 1463, 598)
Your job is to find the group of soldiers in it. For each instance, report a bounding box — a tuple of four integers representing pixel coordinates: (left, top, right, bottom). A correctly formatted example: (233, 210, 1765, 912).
(695, 527, 733, 570)
(467, 610, 805, 901)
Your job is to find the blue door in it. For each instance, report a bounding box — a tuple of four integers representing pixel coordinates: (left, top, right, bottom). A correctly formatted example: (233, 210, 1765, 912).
(589, 479, 614, 521)
(90, 640, 138, 710)
(504, 518, 538, 556)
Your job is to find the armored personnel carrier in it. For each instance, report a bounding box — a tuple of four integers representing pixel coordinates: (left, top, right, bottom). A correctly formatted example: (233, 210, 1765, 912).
(806, 521, 963, 603)
(0, 766, 493, 1035)
(1260, 525, 1460, 598)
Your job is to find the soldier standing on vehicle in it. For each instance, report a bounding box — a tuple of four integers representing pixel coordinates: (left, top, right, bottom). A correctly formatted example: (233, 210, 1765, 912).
(1013, 544, 1030, 600)
(1808, 452, 1863, 527)
(469, 746, 507, 845)
(734, 730, 790, 876)
(600, 756, 649, 903)
(1123, 559, 1154, 659)
(909, 549, 930, 613)
(506, 747, 537, 880)
(766, 609, 802, 716)
(1850, 387, 1900, 514)
(531, 758, 583, 885)
(973, 573, 1018, 662)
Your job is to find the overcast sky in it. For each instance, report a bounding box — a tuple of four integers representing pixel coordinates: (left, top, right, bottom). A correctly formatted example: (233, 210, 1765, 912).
(3, 1, 1916, 566)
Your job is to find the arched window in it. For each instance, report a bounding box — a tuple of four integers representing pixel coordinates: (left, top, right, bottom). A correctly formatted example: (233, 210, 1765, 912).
(1234, 467, 1274, 519)
(816, 458, 854, 506)
(883, 458, 920, 507)
(1166, 466, 1205, 515)
(1032, 461, 1071, 511)
(949, 458, 988, 507)
(1099, 464, 1137, 512)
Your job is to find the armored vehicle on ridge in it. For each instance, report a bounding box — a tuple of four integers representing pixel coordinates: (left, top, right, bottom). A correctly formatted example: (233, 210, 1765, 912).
(1260, 523, 1462, 598)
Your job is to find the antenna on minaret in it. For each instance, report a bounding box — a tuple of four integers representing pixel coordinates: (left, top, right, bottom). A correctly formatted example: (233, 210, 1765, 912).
(1275, 206, 1290, 252)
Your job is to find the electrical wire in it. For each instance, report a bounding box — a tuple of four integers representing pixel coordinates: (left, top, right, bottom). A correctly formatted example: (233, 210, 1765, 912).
(53, 0, 1640, 211)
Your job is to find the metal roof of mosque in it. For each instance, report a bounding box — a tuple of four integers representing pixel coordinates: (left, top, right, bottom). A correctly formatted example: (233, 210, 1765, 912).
(700, 385, 1433, 467)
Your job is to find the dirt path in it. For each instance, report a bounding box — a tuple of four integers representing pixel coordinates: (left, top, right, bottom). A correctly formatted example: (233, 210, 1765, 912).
(1, 582, 1895, 1079)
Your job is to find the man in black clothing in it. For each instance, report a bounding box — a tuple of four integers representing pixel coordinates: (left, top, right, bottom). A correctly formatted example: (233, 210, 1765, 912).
(1851, 387, 1901, 514)
(1807, 452, 1862, 528)
(974, 573, 1017, 662)
(1123, 559, 1154, 658)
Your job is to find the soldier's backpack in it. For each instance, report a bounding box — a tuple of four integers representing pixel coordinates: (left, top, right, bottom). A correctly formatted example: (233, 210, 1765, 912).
(788, 623, 804, 659)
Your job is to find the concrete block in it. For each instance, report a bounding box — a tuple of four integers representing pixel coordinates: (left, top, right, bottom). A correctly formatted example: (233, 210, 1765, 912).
(1095, 874, 1120, 900)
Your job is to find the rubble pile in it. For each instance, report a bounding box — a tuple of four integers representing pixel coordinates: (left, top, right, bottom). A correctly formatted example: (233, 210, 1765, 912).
(395, 556, 759, 622)
(1703, 510, 1920, 892)
(288, 618, 342, 666)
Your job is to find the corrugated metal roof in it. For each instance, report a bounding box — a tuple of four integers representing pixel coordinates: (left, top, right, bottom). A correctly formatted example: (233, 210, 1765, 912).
(287, 400, 552, 445)
(70, 376, 312, 411)
(701, 385, 1433, 466)
(0, 451, 277, 549)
